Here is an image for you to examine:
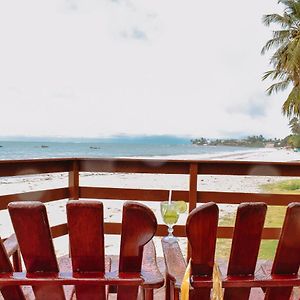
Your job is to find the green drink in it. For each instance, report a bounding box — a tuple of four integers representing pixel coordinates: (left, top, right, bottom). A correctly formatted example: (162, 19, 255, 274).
(161, 202, 179, 225)
(161, 201, 179, 243)
(161, 190, 187, 243)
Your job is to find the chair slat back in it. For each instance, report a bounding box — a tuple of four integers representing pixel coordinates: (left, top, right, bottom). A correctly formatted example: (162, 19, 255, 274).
(188, 202, 300, 299)
(265, 203, 300, 300)
(224, 203, 267, 300)
(186, 202, 218, 300)
(8, 201, 66, 300)
(7, 200, 157, 300)
(0, 239, 25, 300)
(118, 201, 157, 299)
(67, 200, 106, 300)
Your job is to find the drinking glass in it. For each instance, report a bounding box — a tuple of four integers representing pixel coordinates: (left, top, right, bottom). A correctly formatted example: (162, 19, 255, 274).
(161, 201, 179, 243)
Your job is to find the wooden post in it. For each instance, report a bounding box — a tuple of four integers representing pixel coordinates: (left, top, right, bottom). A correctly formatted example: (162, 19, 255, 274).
(188, 163, 198, 259)
(12, 250, 22, 272)
(69, 160, 79, 200)
(189, 163, 198, 213)
(143, 288, 154, 300)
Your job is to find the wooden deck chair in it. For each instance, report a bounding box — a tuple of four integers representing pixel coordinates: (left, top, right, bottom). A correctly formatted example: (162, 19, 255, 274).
(1, 200, 163, 300)
(0, 234, 26, 300)
(4, 202, 75, 300)
(162, 202, 300, 300)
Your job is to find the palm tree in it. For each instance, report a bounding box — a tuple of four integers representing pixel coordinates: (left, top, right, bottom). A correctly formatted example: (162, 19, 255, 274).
(289, 116, 300, 133)
(261, 0, 300, 117)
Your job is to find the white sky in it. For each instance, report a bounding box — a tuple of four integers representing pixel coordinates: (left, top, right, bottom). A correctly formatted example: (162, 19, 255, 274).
(0, 0, 291, 138)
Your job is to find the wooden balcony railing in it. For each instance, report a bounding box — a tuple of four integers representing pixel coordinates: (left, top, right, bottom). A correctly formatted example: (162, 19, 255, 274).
(0, 157, 300, 241)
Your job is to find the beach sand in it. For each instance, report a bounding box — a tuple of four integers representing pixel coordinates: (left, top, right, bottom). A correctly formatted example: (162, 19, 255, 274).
(0, 147, 299, 257)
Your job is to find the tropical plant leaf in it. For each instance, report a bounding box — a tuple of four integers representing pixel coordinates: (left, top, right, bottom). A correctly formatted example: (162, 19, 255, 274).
(282, 86, 300, 117)
(262, 13, 292, 28)
(262, 69, 289, 81)
(262, 0, 300, 117)
(261, 36, 289, 54)
(266, 80, 291, 95)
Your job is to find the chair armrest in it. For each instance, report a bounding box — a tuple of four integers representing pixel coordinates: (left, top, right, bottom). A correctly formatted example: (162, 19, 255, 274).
(0, 271, 144, 286)
(161, 239, 187, 289)
(3, 234, 18, 257)
(141, 240, 164, 289)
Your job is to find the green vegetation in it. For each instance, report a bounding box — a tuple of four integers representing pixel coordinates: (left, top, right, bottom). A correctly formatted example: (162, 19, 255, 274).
(255, 179, 300, 258)
(289, 117, 300, 134)
(194, 179, 300, 259)
(192, 131, 300, 149)
(191, 135, 285, 148)
(288, 134, 300, 147)
(216, 239, 277, 260)
(258, 240, 279, 259)
(216, 205, 286, 259)
(261, 1, 300, 150)
(262, 0, 300, 118)
(286, 117, 300, 147)
(261, 179, 300, 194)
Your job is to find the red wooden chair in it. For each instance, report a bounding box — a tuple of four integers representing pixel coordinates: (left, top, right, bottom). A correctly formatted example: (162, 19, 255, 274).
(162, 202, 300, 300)
(0, 200, 163, 299)
(0, 234, 28, 300)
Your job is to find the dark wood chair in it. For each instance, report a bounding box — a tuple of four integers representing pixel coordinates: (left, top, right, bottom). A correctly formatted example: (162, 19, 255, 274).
(0, 200, 163, 299)
(0, 233, 29, 300)
(162, 202, 300, 300)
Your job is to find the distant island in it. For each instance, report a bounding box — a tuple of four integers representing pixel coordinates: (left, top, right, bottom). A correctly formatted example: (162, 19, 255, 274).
(191, 135, 290, 148)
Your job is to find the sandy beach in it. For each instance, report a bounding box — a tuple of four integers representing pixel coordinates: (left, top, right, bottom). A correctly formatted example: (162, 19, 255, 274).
(0, 147, 299, 257)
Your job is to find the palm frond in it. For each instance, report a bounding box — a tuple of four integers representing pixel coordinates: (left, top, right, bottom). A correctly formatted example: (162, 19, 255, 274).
(278, 0, 295, 6)
(273, 29, 292, 39)
(262, 0, 300, 117)
(262, 70, 277, 81)
(280, 0, 300, 18)
(262, 69, 289, 82)
(288, 115, 300, 134)
(270, 45, 291, 69)
(261, 37, 289, 54)
(282, 85, 300, 117)
(287, 36, 300, 66)
(293, 3, 300, 18)
(266, 80, 291, 95)
(262, 13, 292, 28)
(289, 116, 298, 125)
(269, 42, 300, 78)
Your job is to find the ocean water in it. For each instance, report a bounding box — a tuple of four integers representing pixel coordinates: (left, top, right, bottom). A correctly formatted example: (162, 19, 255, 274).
(0, 139, 253, 160)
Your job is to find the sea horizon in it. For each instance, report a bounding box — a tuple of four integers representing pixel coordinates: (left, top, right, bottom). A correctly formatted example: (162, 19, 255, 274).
(0, 137, 258, 160)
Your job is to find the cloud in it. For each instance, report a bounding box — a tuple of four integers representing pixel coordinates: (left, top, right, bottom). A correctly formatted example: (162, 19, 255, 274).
(226, 93, 269, 118)
(132, 28, 147, 40)
(120, 27, 148, 40)
(64, 0, 79, 12)
(106, 0, 158, 42)
(0, 0, 292, 139)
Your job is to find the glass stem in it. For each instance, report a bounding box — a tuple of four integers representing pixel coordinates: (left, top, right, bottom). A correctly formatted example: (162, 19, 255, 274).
(168, 225, 174, 237)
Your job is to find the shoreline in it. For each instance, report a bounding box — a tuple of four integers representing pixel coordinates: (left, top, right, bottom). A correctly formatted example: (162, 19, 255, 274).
(133, 147, 299, 162)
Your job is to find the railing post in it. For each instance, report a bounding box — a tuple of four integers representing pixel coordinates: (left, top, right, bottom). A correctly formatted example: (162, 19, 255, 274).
(12, 249, 22, 272)
(189, 163, 198, 213)
(188, 162, 198, 259)
(69, 160, 79, 200)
